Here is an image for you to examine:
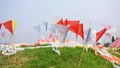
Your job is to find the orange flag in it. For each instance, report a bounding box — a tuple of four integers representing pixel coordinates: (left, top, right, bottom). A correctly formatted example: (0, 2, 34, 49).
(3, 20, 14, 35)
(78, 23, 84, 40)
(96, 28, 107, 42)
(0, 23, 2, 30)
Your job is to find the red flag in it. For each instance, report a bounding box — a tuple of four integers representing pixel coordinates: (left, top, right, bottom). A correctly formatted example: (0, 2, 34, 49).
(69, 21, 79, 36)
(96, 28, 107, 42)
(57, 19, 63, 25)
(0, 23, 2, 30)
(78, 23, 84, 40)
(3, 20, 14, 35)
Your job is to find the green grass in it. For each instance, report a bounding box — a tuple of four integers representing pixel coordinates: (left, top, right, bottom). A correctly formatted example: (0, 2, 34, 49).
(0, 47, 116, 68)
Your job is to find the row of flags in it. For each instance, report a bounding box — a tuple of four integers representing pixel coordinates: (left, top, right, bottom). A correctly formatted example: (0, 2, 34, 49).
(57, 19, 109, 43)
(34, 19, 111, 44)
(0, 18, 111, 44)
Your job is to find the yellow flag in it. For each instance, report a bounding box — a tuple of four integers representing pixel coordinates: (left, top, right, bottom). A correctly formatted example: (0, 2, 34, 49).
(12, 21, 17, 31)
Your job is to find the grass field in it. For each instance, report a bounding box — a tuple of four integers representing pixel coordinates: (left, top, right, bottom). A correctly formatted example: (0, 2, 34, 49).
(0, 47, 117, 68)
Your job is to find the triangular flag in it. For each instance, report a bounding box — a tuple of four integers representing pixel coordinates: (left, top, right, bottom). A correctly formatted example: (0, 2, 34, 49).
(96, 28, 107, 42)
(0, 23, 2, 30)
(12, 21, 17, 31)
(78, 23, 84, 40)
(3, 20, 14, 35)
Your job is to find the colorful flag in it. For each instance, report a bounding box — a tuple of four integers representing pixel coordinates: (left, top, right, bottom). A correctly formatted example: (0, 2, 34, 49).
(3, 20, 14, 35)
(96, 28, 107, 42)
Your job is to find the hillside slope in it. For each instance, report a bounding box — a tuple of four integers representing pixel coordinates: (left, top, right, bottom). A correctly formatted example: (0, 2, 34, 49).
(0, 47, 114, 68)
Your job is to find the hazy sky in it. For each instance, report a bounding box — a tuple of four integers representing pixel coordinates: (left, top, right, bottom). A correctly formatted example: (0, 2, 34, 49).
(0, 0, 120, 43)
